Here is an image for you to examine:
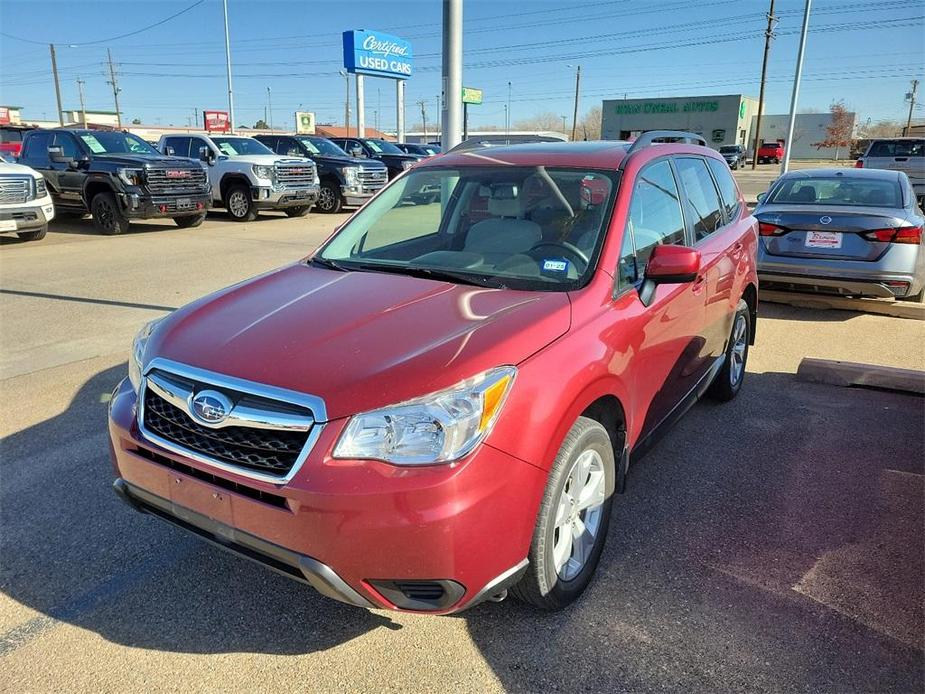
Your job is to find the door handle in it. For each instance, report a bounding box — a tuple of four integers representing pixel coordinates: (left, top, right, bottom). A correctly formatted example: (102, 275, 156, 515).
(691, 274, 707, 293)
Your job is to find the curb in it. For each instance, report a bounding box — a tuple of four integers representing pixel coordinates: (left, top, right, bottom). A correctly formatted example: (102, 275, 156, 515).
(760, 290, 925, 320)
(797, 358, 925, 395)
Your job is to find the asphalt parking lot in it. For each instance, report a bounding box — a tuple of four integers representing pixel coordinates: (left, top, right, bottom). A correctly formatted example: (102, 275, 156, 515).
(1, 177, 923, 691)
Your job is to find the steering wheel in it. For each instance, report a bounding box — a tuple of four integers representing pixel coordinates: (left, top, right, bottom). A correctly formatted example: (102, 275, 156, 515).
(529, 241, 590, 270)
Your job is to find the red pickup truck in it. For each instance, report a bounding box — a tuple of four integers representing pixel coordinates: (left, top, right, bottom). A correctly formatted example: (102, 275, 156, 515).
(757, 140, 784, 164)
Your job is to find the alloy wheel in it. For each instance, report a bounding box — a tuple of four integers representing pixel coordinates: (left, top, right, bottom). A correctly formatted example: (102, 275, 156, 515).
(552, 449, 606, 581)
(228, 191, 249, 218)
(318, 186, 336, 212)
(730, 314, 748, 386)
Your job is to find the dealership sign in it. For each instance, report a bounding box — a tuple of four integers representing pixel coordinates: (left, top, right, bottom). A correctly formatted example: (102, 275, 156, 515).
(203, 110, 230, 133)
(462, 87, 483, 105)
(343, 30, 413, 79)
(615, 100, 719, 115)
(0, 107, 9, 125)
(295, 111, 316, 134)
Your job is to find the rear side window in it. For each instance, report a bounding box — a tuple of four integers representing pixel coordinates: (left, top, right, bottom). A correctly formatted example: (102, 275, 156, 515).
(868, 140, 924, 157)
(52, 133, 81, 159)
(22, 131, 52, 162)
(675, 157, 723, 241)
(164, 137, 190, 157)
(0, 128, 23, 142)
(706, 157, 742, 221)
(620, 159, 686, 284)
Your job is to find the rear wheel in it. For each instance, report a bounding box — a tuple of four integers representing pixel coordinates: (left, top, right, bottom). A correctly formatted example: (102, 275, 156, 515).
(173, 213, 206, 228)
(225, 184, 257, 222)
(17, 224, 47, 241)
(316, 182, 343, 213)
(285, 205, 311, 217)
(898, 286, 925, 303)
(91, 192, 130, 235)
(511, 417, 614, 610)
(707, 298, 750, 402)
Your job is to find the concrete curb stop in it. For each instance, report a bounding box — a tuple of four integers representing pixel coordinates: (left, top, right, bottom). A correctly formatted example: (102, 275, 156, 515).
(761, 290, 925, 320)
(797, 358, 925, 395)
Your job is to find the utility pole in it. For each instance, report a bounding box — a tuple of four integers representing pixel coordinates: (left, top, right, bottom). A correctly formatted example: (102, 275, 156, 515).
(781, 0, 811, 175)
(418, 99, 428, 140)
(222, 0, 236, 133)
(570, 64, 581, 141)
(194, 107, 199, 129)
(266, 86, 273, 130)
(905, 79, 919, 136)
(49, 44, 64, 126)
(506, 81, 512, 140)
(339, 70, 351, 135)
(441, 0, 463, 151)
(76, 77, 87, 128)
(106, 49, 122, 129)
(751, 0, 776, 170)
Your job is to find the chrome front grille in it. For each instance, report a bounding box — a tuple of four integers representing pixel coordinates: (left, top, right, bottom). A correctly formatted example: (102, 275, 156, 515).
(146, 166, 208, 195)
(357, 169, 388, 191)
(0, 176, 32, 204)
(138, 360, 325, 482)
(276, 162, 316, 189)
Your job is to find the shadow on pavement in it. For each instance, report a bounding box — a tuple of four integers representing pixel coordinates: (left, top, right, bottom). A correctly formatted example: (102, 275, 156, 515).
(758, 301, 864, 322)
(1, 364, 922, 691)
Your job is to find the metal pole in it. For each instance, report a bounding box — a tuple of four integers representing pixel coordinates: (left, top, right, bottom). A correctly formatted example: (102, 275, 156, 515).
(222, 0, 236, 133)
(780, 0, 811, 174)
(267, 86, 273, 130)
(506, 81, 512, 140)
(49, 44, 64, 126)
(356, 74, 365, 137)
(396, 79, 405, 142)
(570, 65, 581, 141)
(418, 99, 428, 140)
(76, 77, 87, 128)
(906, 79, 919, 136)
(463, 102, 469, 141)
(751, 0, 776, 170)
(106, 49, 122, 129)
(441, 0, 463, 151)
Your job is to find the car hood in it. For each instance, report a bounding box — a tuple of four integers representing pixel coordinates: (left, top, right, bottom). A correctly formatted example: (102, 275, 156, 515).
(95, 153, 199, 167)
(218, 154, 310, 165)
(0, 160, 41, 177)
(148, 264, 571, 420)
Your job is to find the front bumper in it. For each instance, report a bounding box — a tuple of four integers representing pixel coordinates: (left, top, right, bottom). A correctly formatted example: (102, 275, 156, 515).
(0, 198, 55, 234)
(119, 191, 212, 219)
(108, 378, 544, 614)
(252, 183, 320, 210)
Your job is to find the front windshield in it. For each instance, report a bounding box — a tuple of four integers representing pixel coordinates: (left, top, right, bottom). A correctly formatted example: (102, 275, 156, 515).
(211, 137, 273, 156)
(719, 146, 738, 153)
(298, 137, 348, 157)
(767, 176, 902, 208)
(318, 166, 617, 291)
(367, 139, 403, 155)
(78, 131, 159, 155)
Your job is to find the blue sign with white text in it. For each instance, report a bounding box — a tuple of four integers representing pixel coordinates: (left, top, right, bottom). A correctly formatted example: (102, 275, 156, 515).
(343, 30, 413, 80)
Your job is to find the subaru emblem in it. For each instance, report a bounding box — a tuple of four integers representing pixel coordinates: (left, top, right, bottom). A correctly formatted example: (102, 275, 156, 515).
(820, 216, 832, 225)
(191, 389, 232, 424)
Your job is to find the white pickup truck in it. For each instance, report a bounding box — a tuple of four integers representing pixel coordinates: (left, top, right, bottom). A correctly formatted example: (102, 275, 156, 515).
(157, 134, 320, 221)
(0, 156, 55, 242)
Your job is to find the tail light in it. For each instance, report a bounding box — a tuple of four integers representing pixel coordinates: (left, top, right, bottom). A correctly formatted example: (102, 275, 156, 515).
(758, 221, 786, 236)
(862, 226, 923, 244)
(854, 159, 864, 168)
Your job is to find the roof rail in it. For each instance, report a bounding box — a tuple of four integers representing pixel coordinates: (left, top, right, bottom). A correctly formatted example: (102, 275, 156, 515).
(625, 130, 707, 157)
(447, 139, 496, 154)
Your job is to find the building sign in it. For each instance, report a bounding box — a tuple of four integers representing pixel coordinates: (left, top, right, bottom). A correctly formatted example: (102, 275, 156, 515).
(295, 111, 316, 134)
(462, 87, 483, 105)
(203, 110, 230, 133)
(615, 100, 719, 115)
(0, 107, 9, 125)
(343, 30, 413, 80)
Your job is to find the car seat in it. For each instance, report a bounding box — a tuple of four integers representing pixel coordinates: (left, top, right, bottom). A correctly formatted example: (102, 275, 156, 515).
(464, 191, 542, 266)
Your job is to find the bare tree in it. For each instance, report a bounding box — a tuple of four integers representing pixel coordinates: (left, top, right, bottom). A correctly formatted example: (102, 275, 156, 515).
(857, 118, 904, 139)
(579, 106, 602, 140)
(514, 111, 567, 132)
(812, 100, 854, 160)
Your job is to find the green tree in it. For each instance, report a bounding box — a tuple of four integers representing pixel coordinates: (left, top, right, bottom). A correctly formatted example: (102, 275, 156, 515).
(254, 119, 269, 130)
(131, 117, 141, 125)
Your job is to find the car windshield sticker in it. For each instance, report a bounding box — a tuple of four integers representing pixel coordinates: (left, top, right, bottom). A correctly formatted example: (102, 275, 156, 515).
(80, 135, 106, 153)
(218, 142, 239, 156)
(298, 139, 321, 154)
(367, 141, 383, 153)
(542, 259, 568, 272)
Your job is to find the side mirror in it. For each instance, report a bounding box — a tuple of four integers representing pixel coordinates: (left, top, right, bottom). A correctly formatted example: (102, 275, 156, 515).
(165, 146, 176, 156)
(639, 245, 702, 307)
(198, 146, 214, 165)
(48, 146, 72, 164)
(756, 191, 766, 202)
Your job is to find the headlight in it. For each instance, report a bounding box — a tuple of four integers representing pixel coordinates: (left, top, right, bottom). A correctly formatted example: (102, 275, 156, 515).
(341, 166, 360, 185)
(34, 177, 47, 198)
(400, 159, 414, 171)
(117, 167, 145, 186)
(128, 319, 161, 392)
(253, 164, 275, 181)
(333, 366, 516, 465)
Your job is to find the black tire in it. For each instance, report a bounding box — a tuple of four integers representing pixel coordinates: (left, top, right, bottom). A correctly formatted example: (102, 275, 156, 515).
(285, 206, 311, 218)
(91, 192, 130, 235)
(225, 184, 258, 222)
(16, 224, 47, 241)
(173, 213, 206, 228)
(316, 182, 343, 214)
(511, 416, 615, 610)
(898, 286, 925, 303)
(707, 298, 751, 402)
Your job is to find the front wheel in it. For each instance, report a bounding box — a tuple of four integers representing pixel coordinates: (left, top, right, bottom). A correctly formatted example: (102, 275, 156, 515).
(225, 184, 258, 222)
(511, 417, 615, 610)
(91, 192, 130, 235)
(173, 213, 206, 228)
(285, 206, 311, 217)
(316, 182, 343, 214)
(707, 298, 751, 401)
(17, 224, 47, 241)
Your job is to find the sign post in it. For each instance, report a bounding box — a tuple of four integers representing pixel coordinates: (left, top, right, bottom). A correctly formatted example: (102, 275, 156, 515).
(461, 87, 482, 141)
(295, 111, 316, 134)
(343, 30, 413, 142)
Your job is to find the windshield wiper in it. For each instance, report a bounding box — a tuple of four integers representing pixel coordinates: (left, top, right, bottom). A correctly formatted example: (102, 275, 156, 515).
(355, 263, 505, 288)
(308, 256, 351, 272)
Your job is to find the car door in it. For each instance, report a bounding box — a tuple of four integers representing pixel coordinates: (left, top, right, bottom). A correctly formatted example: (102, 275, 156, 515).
(163, 136, 191, 158)
(20, 130, 54, 189)
(613, 157, 709, 441)
(674, 156, 736, 363)
(50, 132, 86, 207)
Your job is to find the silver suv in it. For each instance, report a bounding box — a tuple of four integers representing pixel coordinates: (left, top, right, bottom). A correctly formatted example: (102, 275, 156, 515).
(856, 138, 924, 205)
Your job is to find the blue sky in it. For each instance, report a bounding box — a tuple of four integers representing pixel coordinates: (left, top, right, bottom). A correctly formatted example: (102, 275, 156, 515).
(1, 0, 923, 131)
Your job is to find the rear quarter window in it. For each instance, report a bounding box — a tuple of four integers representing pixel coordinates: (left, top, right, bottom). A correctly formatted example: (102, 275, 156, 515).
(706, 157, 742, 221)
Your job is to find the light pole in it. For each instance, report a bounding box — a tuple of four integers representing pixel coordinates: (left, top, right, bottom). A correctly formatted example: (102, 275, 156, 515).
(780, 0, 811, 174)
(338, 70, 351, 135)
(561, 115, 567, 132)
(441, 0, 463, 150)
(266, 86, 273, 130)
(567, 64, 581, 141)
(222, 0, 235, 133)
(506, 81, 512, 140)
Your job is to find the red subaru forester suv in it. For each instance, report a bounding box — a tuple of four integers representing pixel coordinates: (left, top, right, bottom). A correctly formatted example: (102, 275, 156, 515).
(109, 131, 758, 613)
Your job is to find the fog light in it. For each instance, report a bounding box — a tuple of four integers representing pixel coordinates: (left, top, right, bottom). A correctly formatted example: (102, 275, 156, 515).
(367, 579, 465, 611)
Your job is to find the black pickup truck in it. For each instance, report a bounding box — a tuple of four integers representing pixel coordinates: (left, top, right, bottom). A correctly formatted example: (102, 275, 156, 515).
(328, 137, 423, 180)
(19, 128, 211, 235)
(254, 134, 388, 213)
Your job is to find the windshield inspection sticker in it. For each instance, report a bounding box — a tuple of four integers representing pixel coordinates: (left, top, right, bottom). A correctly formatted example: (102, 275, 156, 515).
(80, 135, 106, 153)
(542, 259, 569, 273)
